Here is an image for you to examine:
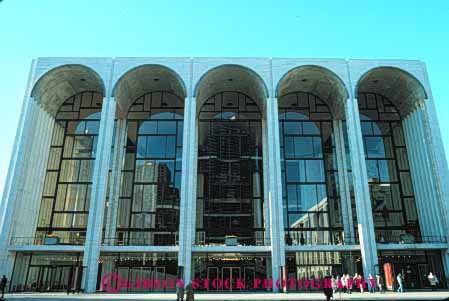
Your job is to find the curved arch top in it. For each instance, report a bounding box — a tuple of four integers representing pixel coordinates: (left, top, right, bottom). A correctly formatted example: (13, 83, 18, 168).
(194, 64, 269, 114)
(31, 64, 105, 117)
(112, 64, 187, 118)
(355, 66, 428, 116)
(276, 65, 349, 119)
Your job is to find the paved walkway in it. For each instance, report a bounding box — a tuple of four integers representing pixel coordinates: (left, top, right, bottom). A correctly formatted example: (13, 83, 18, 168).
(3, 291, 449, 301)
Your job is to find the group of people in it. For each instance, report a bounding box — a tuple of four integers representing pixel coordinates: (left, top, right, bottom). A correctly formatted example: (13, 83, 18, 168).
(330, 273, 385, 294)
(396, 272, 440, 293)
(330, 271, 440, 294)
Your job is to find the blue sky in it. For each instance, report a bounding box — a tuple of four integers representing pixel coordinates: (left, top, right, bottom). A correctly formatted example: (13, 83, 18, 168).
(0, 0, 449, 195)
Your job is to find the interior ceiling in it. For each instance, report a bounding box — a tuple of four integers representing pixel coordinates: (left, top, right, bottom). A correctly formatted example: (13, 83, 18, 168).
(114, 65, 187, 119)
(195, 65, 268, 115)
(277, 66, 348, 119)
(356, 67, 427, 116)
(31, 65, 104, 117)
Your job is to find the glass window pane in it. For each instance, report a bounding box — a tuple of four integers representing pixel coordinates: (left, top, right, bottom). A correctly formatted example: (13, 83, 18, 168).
(136, 137, 147, 158)
(379, 160, 397, 182)
(285, 137, 294, 158)
(287, 185, 299, 211)
(139, 121, 157, 134)
(284, 122, 300, 135)
(299, 184, 317, 211)
(303, 122, 319, 135)
(157, 121, 176, 134)
(365, 137, 385, 158)
(313, 137, 323, 158)
(366, 160, 379, 181)
(146, 136, 165, 157)
(305, 160, 325, 182)
(294, 137, 313, 158)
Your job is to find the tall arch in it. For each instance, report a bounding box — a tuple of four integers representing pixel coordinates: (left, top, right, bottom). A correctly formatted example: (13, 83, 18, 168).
(276, 65, 349, 119)
(113, 65, 187, 118)
(194, 64, 269, 115)
(31, 64, 105, 117)
(355, 66, 428, 117)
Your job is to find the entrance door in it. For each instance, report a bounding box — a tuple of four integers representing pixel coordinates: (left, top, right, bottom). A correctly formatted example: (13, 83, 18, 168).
(207, 267, 219, 291)
(154, 267, 166, 292)
(222, 267, 241, 291)
(244, 267, 255, 289)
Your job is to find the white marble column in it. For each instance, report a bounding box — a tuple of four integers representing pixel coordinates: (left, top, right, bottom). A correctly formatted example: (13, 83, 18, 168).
(262, 119, 271, 245)
(177, 97, 197, 284)
(266, 97, 286, 292)
(345, 97, 378, 278)
(333, 120, 355, 243)
(403, 105, 444, 238)
(83, 97, 116, 293)
(0, 61, 37, 277)
(12, 105, 54, 240)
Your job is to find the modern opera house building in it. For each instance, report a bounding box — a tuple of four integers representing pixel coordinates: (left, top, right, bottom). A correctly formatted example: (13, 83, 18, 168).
(0, 57, 448, 293)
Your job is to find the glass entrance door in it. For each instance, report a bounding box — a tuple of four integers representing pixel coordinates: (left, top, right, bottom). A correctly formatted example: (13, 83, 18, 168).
(118, 266, 166, 292)
(25, 266, 78, 292)
(207, 267, 219, 291)
(222, 267, 241, 291)
(243, 267, 255, 288)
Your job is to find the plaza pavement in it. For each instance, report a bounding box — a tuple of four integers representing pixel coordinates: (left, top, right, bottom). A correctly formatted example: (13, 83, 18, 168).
(3, 291, 449, 301)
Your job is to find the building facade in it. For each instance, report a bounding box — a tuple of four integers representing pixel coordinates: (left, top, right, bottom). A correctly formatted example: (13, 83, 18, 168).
(0, 57, 448, 293)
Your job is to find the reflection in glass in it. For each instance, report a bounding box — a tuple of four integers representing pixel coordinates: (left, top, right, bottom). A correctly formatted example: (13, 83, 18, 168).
(35, 91, 103, 245)
(279, 92, 343, 246)
(197, 91, 264, 246)
(359, 92, 420, 242)
(286, 251, 362, 291)
(97, 253, 178, 292)
(115, 91, 183, 246)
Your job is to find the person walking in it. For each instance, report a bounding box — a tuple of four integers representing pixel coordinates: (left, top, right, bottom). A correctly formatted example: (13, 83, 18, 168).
(0, 275, 7, 300)
(357, 274, 364, 293)
(185, 282, 194, 301)
(346, 273, 353, 294)
(176, 282, 185, 301)
(331, 275, 336, 294)
(428, 272, 439, 291)
(396, 273, 404, 293)
(368, 273, 375, 293)
(376, 274, 384, 293)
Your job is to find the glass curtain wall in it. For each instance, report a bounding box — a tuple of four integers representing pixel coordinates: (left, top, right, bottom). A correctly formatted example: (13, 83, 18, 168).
(279, 92, 343, 245)
(35, 91, 103, 245)
(197, 91, 264, 246)
(115, 91, 183, 246)
(358, 92, 420, 243)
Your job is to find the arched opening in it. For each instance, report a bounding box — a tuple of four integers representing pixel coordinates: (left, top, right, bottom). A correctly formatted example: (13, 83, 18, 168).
(356, 66, 427, 117)
(356, 67, 427, 244)
(278, 92, 342, 246)
(106, 64, 187, 246)
(32, 65, 105, 244)
(8, 65, 107, 293)
(194, 64, 268, 115)
(192, 66, 269, 291)
(277, 68, 359, 282)
(113, 65, 187, 119)
(31, 65, 105, 117)
(96, 66, 186, 292)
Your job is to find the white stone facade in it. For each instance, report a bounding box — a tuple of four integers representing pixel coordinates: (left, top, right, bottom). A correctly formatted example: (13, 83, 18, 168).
(0, 57, 448, 293)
